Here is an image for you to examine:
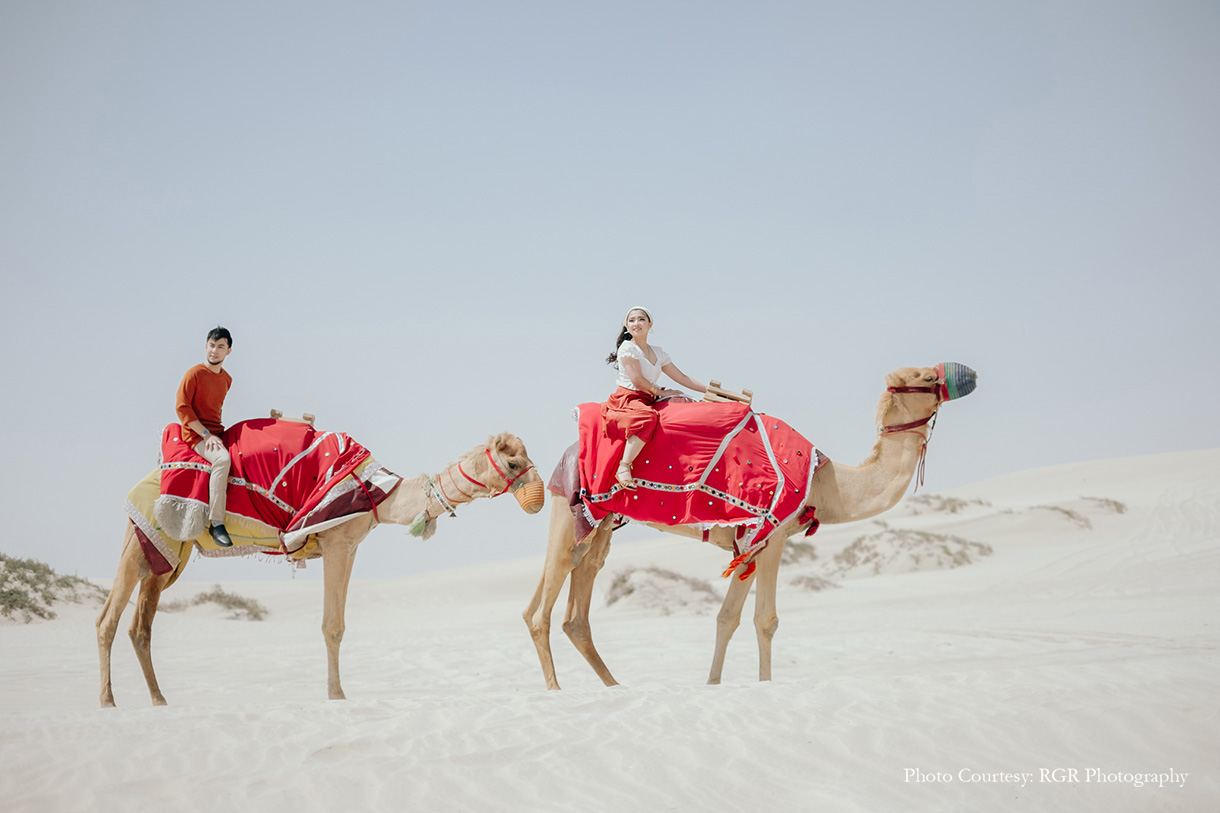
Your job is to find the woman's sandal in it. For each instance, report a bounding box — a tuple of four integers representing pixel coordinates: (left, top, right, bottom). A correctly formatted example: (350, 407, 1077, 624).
(616, 464, 637, 490)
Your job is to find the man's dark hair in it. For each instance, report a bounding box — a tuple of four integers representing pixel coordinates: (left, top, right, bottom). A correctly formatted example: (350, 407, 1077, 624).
(207, 326, 233, 347)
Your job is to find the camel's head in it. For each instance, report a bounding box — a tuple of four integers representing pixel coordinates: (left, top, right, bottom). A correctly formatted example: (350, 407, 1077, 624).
(486, 432, 546, 514)
(879, 367, 938, 425)
(877, 363, 978, 429)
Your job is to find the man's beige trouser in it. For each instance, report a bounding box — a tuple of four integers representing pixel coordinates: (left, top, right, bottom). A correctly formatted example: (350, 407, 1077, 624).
(194, 440, 231, 524)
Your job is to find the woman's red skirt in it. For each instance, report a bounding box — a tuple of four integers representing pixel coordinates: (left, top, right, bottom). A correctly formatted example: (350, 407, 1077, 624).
(601, 386, 659, 442)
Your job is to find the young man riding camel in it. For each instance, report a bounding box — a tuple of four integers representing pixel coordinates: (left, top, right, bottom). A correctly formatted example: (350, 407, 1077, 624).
(175, 326, 235, 547)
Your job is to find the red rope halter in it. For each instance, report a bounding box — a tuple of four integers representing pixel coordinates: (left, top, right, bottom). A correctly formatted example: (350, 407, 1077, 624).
(880, 384, 942, 491)
(436, 448, 535, 507)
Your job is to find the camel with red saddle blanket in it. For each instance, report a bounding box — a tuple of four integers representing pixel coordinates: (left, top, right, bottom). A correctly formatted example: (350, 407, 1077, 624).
(524, 363, 978, 689)
(97, 426, 544, 706)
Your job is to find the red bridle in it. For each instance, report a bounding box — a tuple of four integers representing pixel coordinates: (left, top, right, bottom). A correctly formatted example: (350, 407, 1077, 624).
(880, 383, 943, 490)
(437, 448, 534, 507)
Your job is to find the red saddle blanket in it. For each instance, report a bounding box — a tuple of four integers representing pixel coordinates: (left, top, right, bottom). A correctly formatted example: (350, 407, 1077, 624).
(575, 400, 825, 561)
(156, 418, 400, 547)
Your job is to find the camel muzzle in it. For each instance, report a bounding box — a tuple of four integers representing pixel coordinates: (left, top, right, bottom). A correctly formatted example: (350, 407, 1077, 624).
(513, 480, 546, 514)
(936, 362, 978, 401)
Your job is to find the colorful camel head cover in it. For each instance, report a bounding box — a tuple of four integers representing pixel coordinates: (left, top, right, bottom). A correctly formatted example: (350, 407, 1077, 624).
(936, 362, 978, 401)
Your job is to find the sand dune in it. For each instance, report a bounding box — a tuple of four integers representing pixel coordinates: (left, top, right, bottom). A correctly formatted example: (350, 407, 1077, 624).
(2, 450, 1216, 811)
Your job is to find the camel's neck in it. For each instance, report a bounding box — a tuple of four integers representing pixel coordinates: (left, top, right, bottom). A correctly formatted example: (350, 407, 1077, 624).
(375, 474, 432, 525)
(809, 431, 926, 525)
(376, 458, 497, 526)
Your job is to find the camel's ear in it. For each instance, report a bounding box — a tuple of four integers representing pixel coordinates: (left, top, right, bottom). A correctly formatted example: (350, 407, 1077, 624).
(491, 432, 519, 455)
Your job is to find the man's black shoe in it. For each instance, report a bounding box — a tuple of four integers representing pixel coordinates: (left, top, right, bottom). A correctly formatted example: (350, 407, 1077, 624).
(209, 523, 234, 548)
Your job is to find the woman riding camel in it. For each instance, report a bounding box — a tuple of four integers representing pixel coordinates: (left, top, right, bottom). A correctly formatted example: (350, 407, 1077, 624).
(602, 306, 708, 489)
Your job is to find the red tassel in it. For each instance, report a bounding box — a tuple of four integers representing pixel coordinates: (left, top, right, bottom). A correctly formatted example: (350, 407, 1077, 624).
(721, 552, 750, 578)
(799, 505, 820, 537)
(721, 552, 758, 581)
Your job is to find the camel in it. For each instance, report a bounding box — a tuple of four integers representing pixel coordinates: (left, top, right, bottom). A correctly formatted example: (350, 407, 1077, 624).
(98, 432, 543, 707)
(523, 365, 977, 689)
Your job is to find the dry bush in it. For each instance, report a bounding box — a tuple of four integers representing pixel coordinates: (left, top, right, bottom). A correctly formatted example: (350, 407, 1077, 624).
(1032, 505, 1092, 529)
(605, 566, 719, 615)
(0, 553, 106, 623)
(1081, 496, 1128, 514)
(161, 584, 268, 621)
(790, 575, 840, 591)
(902, 494, 992, 515)
(782, 540, 818, 565)
(829, 525, 993, 578)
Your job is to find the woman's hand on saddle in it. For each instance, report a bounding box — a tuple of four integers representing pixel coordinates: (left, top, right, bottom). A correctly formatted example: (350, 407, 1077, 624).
(656, 387, 684, 399)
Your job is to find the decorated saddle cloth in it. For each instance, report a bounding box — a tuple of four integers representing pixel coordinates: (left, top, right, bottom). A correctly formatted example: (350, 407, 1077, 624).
(569, 400, 826, 562)
(125, 419, 401, 576)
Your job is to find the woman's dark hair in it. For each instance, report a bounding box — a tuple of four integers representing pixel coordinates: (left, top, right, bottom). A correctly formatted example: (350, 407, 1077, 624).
(604, 327, 631, 365)
(207, 326, 233, 347)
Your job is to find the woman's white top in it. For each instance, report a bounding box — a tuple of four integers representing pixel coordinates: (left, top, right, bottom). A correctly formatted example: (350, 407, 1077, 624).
(615, 341, 671, 390)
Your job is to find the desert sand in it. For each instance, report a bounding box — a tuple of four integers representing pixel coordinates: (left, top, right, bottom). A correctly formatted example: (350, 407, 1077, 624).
(1, 449, 1216, 812)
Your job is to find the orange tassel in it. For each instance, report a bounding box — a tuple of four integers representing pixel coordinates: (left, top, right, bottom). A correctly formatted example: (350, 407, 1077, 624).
(721, 552, 750, 578)
(721, 552, 758, 580)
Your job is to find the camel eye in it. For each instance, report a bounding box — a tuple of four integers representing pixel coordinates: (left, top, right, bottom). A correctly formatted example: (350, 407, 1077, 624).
(509, 462, 519, 470)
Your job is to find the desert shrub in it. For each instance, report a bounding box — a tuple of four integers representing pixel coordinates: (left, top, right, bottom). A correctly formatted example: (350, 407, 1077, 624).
(0, 553, 107, 623)
(161, 584, 268, 621)
(782, 540, 818, 565)
(1081, 496, 1128, 514)
(1032, 505, 1092, 529)
(790, 575, 840, 591)
(830, 527, 993, 577)
(605, 567, 719, 615)
(902, 494, 992, 515)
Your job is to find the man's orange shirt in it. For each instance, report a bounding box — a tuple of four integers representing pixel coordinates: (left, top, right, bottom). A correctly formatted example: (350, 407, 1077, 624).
(176, 364, 233, 447)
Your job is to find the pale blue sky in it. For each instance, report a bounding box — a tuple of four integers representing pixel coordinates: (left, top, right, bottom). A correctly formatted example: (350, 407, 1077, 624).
(2, 0, 1216, 582)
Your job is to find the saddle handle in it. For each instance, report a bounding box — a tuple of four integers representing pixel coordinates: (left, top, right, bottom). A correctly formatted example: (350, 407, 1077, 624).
(269, 409, 316, 426)
(702, 381, 753, 406)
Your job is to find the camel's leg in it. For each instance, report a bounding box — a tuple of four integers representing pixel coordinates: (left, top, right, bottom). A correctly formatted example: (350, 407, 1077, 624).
(707, 564, 755, 685)
(561, 527, 618, 687)
(523, 499, 582, 690)
(319, 529, 361, 701)
(96, 522, 144, 708)
(129, 570, 171, 706)
(750, 539, 786, 682)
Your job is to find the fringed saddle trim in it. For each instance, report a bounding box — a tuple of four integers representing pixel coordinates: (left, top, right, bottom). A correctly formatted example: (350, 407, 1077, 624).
(124, 498, 181, 571)
(153, 494, 209, 544)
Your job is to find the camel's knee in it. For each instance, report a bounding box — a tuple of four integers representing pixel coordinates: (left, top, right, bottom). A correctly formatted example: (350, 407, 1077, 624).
(755, 615, 779, 641)
(96, 607, 120, 644)
(524, 612, 551, 641)
(128, 624, 151, 653)
(562, 617, 591, 644)
(716, 605, 742, 634)
(322, 623, 344, 646)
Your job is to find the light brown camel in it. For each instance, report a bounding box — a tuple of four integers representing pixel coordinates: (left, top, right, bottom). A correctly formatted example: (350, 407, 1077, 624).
(523, 365, 977, 689)
(98, 432, 542, 707)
